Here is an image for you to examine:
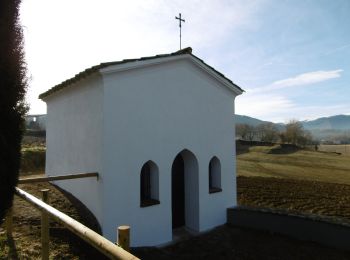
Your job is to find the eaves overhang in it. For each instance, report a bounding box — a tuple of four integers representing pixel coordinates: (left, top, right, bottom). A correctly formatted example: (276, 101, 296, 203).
(39, 47, 244, 100)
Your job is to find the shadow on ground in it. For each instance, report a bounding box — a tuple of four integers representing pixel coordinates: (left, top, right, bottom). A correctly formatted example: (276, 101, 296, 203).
(268, 144, 300, 154)
(132, 225, 350, 260)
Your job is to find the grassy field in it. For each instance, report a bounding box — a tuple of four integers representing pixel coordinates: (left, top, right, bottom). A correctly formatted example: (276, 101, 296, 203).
(237, 144, 350, 185)
(319, 144, 350, 156)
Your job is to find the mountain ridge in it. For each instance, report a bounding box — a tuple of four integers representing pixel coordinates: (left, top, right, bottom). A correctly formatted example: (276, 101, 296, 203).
(235, 114, 350, 141)
(235, 114, 350, 129)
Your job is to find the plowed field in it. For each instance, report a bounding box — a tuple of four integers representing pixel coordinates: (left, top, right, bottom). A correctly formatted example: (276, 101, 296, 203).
(238, 176, 350, 222)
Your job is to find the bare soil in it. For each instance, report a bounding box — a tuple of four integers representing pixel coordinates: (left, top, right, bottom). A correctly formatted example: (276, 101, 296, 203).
(1, 143, 349, 259)
(0, 181, 108, 260)
(238, 176, 350, 221)
(134, 176, 350, 260)
(134, 225, 350, 260)
(1, 176, 350, 259)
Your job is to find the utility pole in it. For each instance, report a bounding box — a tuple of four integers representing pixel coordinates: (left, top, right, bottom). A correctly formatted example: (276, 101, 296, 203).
(175, 13, 185, 50)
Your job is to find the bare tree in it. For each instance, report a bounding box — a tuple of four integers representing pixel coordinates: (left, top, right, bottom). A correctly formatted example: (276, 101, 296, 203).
(236, 124, 257, 141)
(283, 120, 313, 146)
(236, 124, 250, 140)
(284, 120, 303, 145)
(256, 123, 279, 143)
(297, 130, 313, 147)
(246, 125, 256, 141)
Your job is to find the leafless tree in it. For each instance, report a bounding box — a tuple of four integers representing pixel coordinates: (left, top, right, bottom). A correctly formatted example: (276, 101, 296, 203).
(283, 120, 313, 146)
(256, 123, 279, 142)
(236, 124, 257, 141)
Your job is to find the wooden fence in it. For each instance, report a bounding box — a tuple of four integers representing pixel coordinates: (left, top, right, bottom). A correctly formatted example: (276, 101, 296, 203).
(18, 172, 99, 184)
(5, 180, 139, 259)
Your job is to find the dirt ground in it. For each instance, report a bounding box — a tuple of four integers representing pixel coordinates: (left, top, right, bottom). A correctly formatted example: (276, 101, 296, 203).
(135, 176, 350, 259)
(1, 176, 350, 259)
(133, 225, 350, 260)
(0, 181, 108, 260)
(238, 176, 350, 221)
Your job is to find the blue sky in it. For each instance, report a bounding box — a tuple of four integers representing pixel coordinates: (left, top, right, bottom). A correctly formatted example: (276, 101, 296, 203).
(20, 0, 350, 122)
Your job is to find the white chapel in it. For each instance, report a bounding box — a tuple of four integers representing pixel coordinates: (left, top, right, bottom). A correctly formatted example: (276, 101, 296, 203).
(40, 47, 243, 246)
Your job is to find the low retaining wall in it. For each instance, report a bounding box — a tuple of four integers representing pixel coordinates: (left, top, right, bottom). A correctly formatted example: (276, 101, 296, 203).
(227, 206, 350, 251)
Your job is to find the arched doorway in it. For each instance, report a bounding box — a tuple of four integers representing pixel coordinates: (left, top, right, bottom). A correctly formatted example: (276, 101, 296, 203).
(171, 149, 199, 231)
(172, 154, 185, 228)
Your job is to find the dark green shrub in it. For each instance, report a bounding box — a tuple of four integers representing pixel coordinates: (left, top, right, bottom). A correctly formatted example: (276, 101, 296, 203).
(0, 0, 28, 222)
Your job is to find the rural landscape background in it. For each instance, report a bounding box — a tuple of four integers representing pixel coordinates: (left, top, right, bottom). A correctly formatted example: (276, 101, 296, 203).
(236, 114, 350, 144)
(2, 0, 349, 259)
(1, 115, 350, 259)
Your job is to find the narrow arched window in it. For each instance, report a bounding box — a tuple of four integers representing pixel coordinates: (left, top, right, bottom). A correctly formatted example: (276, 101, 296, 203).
(140, 161, 160, 207)
(141, 163, 151, 200)
(209, 156, 222, 193)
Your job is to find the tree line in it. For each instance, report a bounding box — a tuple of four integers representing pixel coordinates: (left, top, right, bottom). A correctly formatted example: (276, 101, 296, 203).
(236, 120, 314, 146)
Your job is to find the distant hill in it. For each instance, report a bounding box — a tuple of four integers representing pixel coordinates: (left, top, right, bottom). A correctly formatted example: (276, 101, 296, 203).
(234, 115, 268, 126)
(27, 113, 350, 142)
(235, 114, 350, 142)
(302, 115, 350, 130)
(235, 114, 285, 131)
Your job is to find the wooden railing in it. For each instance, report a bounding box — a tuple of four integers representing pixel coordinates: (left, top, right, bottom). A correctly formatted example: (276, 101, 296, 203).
(6, 186, 139, 260)
(18, 172, 99, 184)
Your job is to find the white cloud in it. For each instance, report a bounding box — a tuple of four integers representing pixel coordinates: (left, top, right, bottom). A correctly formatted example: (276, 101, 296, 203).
(236, 90, 350, 123)
(20, 0, 347, 120)
(286, 104, 350, 122)
(20, 0, 264, 114)
(249, 69, 343, 93)
(272, 69, 343, 88)
(236, 69, 346, 122)
(236, 92, 295, 122)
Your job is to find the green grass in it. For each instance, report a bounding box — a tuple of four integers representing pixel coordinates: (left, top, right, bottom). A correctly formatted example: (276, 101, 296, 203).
(319, 144, 350, 156)
(237, 145, 350, 185)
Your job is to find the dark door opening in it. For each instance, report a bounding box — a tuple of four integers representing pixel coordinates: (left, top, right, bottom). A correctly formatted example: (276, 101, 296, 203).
(172, 154, 185, 228)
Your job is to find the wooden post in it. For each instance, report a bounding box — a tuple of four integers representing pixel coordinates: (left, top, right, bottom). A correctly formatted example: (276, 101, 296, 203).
(41, 189, 50, 260)
(15, 188, 139, 260)
(5, 207, 13, 238)
(117, 226, 130, 252)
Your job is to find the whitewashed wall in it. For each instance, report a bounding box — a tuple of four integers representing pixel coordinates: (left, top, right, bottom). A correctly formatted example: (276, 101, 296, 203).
(45, 74, 104, 222)
(100, 58, 238, 246)
(44, 56, 240, 247)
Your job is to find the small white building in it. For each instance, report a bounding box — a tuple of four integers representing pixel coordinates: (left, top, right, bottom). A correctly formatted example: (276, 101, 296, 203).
(40, 47, 243, 246)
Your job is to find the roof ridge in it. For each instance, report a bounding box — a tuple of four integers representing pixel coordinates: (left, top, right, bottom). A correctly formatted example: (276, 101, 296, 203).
(172, 47, 192, 55)
(39, 47, 243, 100)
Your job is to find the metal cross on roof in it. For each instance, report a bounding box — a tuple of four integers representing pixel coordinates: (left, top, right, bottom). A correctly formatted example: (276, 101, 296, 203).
(175, 13, 185, 50)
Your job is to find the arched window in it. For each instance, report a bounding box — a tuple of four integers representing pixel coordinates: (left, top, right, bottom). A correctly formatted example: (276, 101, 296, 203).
(209, 156, 222, 193)
(140, 161, 160, 207)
